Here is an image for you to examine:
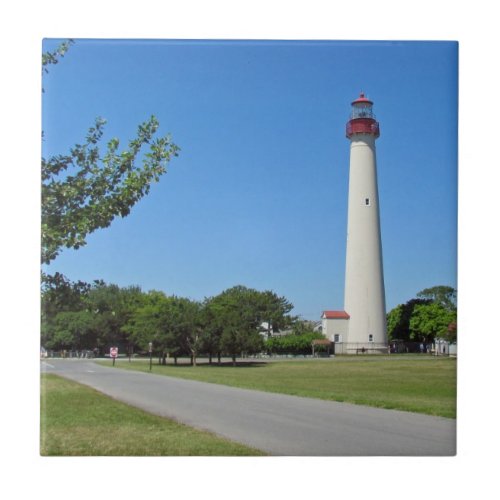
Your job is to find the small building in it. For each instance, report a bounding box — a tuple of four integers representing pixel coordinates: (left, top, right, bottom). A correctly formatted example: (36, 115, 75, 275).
(322, 311, 350, 354)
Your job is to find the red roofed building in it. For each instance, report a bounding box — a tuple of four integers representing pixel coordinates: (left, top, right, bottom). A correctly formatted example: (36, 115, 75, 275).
(321, 311, 350, 348)
(322, 311, 350, 320)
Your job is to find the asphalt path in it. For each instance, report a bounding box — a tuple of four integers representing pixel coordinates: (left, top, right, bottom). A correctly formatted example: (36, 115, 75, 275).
(41, 359, 456, 456)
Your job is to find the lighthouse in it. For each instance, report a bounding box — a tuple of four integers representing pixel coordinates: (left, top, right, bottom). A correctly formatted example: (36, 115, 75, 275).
(343, 93, 387, 350)
(321, 93, 387, 353)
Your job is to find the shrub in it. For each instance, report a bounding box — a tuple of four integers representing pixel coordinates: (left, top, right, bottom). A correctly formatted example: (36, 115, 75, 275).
(265, 332, 325, 355)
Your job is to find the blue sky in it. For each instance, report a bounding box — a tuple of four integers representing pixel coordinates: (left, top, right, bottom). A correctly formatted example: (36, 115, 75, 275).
(42, 39, 457, 319)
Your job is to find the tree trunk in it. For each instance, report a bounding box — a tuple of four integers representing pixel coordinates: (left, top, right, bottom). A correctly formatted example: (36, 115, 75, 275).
(217, 352, 221, 365)
(232, 355, 236, 367)
(174, 356, 178, 365)
(208, 353, 212, 365)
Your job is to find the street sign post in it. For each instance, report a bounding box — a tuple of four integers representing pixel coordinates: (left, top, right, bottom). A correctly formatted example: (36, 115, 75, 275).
(110, 346, 118, 366)
(148, 342, 153, 371)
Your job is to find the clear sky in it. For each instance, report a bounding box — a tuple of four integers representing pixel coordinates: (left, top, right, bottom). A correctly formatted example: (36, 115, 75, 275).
(42, 39, 458, 319)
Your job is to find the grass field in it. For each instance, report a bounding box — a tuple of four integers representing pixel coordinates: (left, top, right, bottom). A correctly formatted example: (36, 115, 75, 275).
(105, 355, 457, 418)
(40, 374, 265, 456)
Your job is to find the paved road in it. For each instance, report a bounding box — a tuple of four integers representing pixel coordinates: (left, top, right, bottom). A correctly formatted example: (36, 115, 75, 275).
(41, 359, 456, 456)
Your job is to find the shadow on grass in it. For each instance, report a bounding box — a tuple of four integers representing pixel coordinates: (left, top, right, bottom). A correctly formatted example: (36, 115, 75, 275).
(152, 361, 269, 369)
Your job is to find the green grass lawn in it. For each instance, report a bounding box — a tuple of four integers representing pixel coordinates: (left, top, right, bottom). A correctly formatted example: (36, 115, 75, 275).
(40, 374, 265, 456)
(105, 355, 456, 418)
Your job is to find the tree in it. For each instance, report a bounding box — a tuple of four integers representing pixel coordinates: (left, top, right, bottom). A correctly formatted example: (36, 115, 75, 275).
(199, 298, 224, 364)
(85, 283, 144, 354)
(257, 291, 294, 337)
(416, 286, 456, 311)
(41, 272, 94, 349)
(208, 286, 266, 366)
(409, 302, 457, 342)
(42, 279, 145, 353)
(446, 321, 457, 343)
(173, 298, 203, 366)
(386, 299, 429, 342)
(123, 291, 177, 364)
(386, 286, 457, 343)
(41, 272, 92, 321)
(124, 292, 203, 365)
(291, 319, 319, 336)
(41, 39, 74, 87)
(47, 310, 96, 351)
(41, 40, 180, 264)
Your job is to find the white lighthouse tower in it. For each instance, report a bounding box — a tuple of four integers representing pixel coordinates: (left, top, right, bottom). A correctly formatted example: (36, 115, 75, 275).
(343, 93, 387, 351)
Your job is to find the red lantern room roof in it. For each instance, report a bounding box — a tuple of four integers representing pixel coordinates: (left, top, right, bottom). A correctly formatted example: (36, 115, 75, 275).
(346, 92, 379, 139)
(351, 92, 373, 105)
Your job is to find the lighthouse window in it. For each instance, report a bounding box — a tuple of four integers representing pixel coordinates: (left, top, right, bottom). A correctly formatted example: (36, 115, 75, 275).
(369, 334, 374, 342)
(365, 198, 370, 206)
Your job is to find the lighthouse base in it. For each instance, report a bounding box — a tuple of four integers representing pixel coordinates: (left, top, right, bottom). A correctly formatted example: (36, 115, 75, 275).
(333, 342, 388, 355)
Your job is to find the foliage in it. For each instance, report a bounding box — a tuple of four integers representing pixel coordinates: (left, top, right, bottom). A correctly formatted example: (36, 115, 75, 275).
(386, 299, 429, 341)
(208, 286, 266, 365)
(122, 291, 176, 360)
(47, 310, 96, 350)
(409, 302, 457, 342)
(124, 292, 203, 364)
(417, 286, 456, 311)
(41, 116, 180, 264)
(42, 278, 144, 353)
(41, 39, 74, 84)
(199, 297, 224, 362)
(257, 291, 294, 337)
(387, 285, 457, 343)
(291, 319, 320, 336)
(42, 279, 295, 363)
(265, 332, 325, 355)
(446, 321, 457, 342)
(41, 272, 92, 316)
(41, 40, 180, 264)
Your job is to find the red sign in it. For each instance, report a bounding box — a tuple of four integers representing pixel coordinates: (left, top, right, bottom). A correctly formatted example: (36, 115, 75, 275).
(110, 347, 118, 358)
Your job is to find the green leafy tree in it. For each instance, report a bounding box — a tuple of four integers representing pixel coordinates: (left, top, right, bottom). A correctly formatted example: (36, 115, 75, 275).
(291, 319, 318, 336)
(123, 291, 177, 364)
(42, 280, 145, 353)
(41, 40, 180, 264)
(85, 283, 144, 354)
(199, 298, 224, 364)
(257, 291, 295, 337)
(409, 302, 457, 342)
(386, 286, 457, 343)
(41, 39, 74, 85)
(172, 298, 204, 366)
(41, 272, 92, 320)
(47, 310, 97, 351)
(417, 286, 456, 311)
(386, 299, 429, 342)
(124, 293, 202, 365)
(41, 272, 94, 348)
(208, 286, 266, 366)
